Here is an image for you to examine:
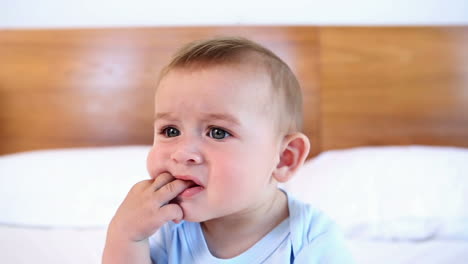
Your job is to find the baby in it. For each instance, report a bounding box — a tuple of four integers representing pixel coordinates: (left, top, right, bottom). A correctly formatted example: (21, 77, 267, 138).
(102, 37, 354, 263)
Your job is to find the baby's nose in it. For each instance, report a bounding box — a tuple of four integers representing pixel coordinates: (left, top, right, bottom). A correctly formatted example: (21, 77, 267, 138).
(170, 149, 203, 165)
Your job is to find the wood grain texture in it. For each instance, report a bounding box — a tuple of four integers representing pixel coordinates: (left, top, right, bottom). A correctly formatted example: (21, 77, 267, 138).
(0, 27, 320, 155)
(319, 27, 468, 151)
(3, 26, 466, 157)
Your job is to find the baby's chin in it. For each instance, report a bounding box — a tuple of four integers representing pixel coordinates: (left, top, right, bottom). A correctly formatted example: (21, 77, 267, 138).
(179, 213, 207, 223)
(180, 206, 236, 224)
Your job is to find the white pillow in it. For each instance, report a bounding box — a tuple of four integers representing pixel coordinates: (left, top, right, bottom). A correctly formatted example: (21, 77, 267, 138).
(0, 146, 151, 227)
(284, 145, 468, 241)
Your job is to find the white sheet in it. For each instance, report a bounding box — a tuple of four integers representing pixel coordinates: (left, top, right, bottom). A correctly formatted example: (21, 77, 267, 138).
(1, 225, 467, 264)
(0, 146, 150, 227)
(0, 225, 106, 264)
(347, 238, 468, 264)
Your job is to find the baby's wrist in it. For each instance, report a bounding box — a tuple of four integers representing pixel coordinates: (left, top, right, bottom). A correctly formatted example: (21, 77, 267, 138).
(103, 230, 151, 264)
(108, 219, 155, 243)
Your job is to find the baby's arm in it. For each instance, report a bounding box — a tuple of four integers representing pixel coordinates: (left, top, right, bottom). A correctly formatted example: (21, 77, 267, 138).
(294, 226, 355, 264)
(102, 173, 192, 264)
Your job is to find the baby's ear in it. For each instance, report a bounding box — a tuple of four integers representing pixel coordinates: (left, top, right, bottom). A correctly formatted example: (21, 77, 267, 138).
(273, 132, 310, 183)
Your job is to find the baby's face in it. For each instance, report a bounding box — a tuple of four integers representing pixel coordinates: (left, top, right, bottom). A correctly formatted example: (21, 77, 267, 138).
(147, 65, 283, 222)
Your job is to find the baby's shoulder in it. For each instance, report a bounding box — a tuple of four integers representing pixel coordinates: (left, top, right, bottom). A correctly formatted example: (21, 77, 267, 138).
(287, 195, 355, 263)
(287, 193, 342, 244)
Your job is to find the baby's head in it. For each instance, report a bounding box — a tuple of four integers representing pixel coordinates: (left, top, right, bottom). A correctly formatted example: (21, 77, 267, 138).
(157, 36, 304, 136)
(147, 37, 310, 222)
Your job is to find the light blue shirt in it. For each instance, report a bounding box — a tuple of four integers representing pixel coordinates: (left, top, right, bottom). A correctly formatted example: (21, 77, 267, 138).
(149, 190, 355, 263)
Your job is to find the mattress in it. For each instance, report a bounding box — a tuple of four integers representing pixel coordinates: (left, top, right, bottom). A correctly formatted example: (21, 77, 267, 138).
(1, 225, 467, 264)
(347, 238, 468, 264)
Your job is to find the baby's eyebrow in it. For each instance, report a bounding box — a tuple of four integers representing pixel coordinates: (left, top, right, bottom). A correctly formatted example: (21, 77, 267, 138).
(153, 112, 241, 126)
(202, 113, 241, 126)
(153, 112, 174, 123)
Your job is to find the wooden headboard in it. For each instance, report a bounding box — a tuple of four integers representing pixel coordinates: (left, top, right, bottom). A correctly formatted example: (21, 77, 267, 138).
(1, 26, 468, 158)
(320, 27, 468, 152)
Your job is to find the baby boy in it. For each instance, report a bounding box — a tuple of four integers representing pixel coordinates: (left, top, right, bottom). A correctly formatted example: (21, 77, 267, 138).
(103, 36, 354, 263)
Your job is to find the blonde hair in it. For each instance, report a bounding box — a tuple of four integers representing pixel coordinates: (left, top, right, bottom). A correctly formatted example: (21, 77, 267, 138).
(156, 36, 303, 134)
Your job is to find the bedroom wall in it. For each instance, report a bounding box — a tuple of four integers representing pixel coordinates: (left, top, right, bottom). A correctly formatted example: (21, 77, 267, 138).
(2, 0, 468, 29)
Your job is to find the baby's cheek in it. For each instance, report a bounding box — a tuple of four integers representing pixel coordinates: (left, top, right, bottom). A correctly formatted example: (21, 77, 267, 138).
(214, 162, 248, 188)
(146, 147, 164, 179)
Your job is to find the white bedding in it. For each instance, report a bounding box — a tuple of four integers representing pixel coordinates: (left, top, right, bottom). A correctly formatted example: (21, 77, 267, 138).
(1, 145, 468, 263)
(348, 239, 468, 264)
(0, 225, 106, 264)
(1, 225, 467, 264)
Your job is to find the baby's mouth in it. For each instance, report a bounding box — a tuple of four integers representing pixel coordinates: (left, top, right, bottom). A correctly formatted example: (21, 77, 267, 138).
(185, 180, 200, 188)
(170, 180, 204, 204)
(183, 179, 204, 191)
(179, 180, 204, 198)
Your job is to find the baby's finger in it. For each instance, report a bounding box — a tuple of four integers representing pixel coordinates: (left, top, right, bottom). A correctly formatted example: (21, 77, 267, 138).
(150, 172, 175, 192)
(158, 203, 184, 223)
(154, 179, 192, 206)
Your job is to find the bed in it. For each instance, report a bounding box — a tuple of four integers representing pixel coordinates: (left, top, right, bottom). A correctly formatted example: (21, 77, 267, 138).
(1, 26, 468, 263)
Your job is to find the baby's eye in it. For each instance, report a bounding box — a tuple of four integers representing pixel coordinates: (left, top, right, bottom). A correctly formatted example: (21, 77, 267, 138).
(162, 127, 180, 137)
(207, 127, 231, 140)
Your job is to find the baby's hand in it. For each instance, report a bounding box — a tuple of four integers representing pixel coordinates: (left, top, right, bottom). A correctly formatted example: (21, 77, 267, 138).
(108, 172, 192, 242)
